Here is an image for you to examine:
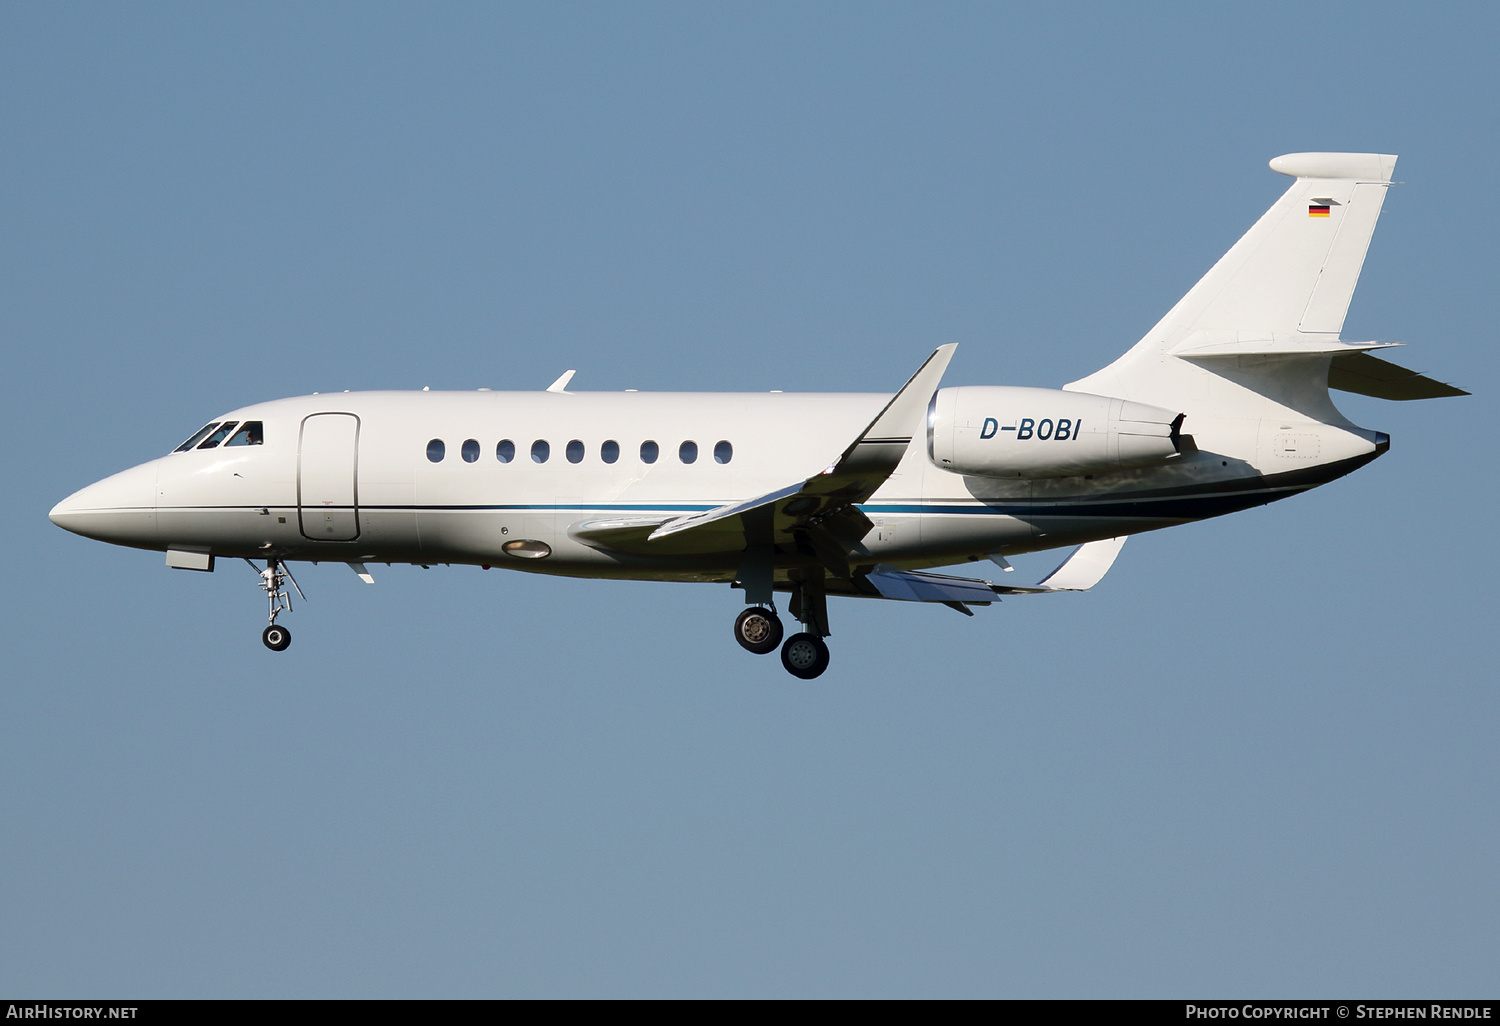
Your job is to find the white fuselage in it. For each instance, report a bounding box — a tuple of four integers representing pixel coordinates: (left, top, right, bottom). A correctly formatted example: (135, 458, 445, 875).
(50, 386, 1384, 585)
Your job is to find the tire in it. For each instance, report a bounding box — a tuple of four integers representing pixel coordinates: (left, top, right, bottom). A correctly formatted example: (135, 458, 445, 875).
(262, 624, 291, 652)
(734, 606, 784, 655)
(780, 632, 829, 679)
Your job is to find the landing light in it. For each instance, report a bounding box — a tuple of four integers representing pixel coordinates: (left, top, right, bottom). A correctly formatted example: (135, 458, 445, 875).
(502, 539, 551, 559)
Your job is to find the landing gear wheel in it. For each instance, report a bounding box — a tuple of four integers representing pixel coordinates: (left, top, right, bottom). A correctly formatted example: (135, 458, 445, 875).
(262, 624, 291, 652)
(780, 632, 829, 679)
(734, 606, 784, 655)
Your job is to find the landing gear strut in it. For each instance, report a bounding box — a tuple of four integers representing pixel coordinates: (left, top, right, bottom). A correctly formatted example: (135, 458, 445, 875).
(780, 570, 832, 678)
(248, 557, 303, 652)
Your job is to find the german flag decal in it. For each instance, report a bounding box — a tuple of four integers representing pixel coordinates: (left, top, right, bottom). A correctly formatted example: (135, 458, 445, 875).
(1309, 204, 1332, 217)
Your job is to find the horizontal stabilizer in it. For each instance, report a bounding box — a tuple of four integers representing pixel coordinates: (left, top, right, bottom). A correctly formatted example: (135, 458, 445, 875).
(1328, 352, 1469, 400)
(1172, 335, 1396, 359)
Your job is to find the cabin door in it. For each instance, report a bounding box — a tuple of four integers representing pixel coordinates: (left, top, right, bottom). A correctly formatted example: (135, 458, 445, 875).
(298, 413, 360, 541)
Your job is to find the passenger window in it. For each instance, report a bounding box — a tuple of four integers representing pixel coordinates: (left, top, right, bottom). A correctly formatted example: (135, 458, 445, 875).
(427, 439, 445, 462)
(174, 423, 220, 452)
(640, 440, 659, 464)
(197, 422, 239, 449)
(462, 439, 480, 463)
(679, 440, 698, 464)
(566, 440, 584, 464)
(601, 440, 620, 464)
(497, 439, 515, 463)
(714, 440, 732, 464)
(532, 440, 550, 463)
(226, 422, 263, 446)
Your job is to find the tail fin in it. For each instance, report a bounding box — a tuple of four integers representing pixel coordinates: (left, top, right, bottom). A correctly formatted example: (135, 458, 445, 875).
(1067, 152, 1399, 421)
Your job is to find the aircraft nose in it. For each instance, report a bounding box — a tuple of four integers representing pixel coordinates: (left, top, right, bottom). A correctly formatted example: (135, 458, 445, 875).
(49, 460, 160, 546)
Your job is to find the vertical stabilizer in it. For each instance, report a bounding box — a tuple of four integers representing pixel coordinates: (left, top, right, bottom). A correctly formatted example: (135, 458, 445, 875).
(1067, 152, 1397, 419)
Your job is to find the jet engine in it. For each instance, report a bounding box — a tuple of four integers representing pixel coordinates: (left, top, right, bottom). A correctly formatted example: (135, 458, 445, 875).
(927, 386, 1186, 479)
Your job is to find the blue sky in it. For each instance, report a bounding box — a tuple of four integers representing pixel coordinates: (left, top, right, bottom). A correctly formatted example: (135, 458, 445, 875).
(2, 2, 1495, 997)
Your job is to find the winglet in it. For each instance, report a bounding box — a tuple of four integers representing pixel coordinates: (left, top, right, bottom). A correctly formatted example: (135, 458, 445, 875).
(833, 343, 957, 475)
(546, 370, 576, 393)
(1035, 536, 1127, 591)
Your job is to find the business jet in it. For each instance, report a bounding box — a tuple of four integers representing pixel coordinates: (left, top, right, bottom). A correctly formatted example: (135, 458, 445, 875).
(50, 152, 1465, 678)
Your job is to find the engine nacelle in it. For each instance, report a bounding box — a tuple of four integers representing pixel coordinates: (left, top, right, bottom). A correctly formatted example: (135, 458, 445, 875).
(928, 386, 1184, 479)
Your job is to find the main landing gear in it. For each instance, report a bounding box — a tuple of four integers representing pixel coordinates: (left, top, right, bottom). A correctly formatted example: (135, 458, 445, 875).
(733, 606, 784, 654)
(248, 557, 303, 652)
(734, 606, 833, 680)
(779, 632, 830, 680)
(732, 572, 833, 679)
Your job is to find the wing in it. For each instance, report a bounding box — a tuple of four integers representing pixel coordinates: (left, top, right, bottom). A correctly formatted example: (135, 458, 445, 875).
(571, 344, 957, 573)
(1024, 535, 1128, 592)
(567, 348, 1132, 617)
(820, 537, 1132, 615)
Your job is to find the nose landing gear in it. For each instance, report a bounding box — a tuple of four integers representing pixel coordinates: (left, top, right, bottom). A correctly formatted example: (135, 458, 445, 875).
(248, 558, 303, 652)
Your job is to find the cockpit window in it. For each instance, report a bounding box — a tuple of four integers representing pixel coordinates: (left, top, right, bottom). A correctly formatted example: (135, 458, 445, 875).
(225, 421, 263, 446)
(196, 422, 239, 449)
(174, 423, 220, 453)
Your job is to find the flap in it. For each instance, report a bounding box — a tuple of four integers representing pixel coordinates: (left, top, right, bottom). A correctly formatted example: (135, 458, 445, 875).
(863, 566, 998, 605)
